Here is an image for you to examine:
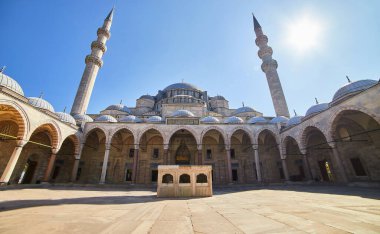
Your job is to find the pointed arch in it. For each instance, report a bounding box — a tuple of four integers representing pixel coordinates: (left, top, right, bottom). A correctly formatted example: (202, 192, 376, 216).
(166, 126, 200, 146)
(0, 100, 30, 140)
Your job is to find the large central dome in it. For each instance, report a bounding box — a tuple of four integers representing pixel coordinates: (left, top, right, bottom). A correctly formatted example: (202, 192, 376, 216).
(163, 82, 202, 91)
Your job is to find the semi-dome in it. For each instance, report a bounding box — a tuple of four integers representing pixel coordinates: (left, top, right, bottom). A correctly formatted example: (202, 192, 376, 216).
(163, 82, 201, 91)
(95, 115, 117, 123)
(286, 116, 304, 127)
(139, 95, 155, 100)
(73, 114, 93, 124)
(147, 116, 162, 123)
(105, 104, 132, 113)
(0, 72, 24, 96)
(224, 116, 244, 124)
(55, 112, 76, 125)
(270, 116, 289, 124)
(28, 97, 55, 112)
(200, 116, 220, 123)
(171, 109, 195, 117)
(119, 115, 142, 123)
(234, 106, 256, 115)
(247, 116, 267, 124)
(305, 103, 329, 117)
(333, 79, 377, 102)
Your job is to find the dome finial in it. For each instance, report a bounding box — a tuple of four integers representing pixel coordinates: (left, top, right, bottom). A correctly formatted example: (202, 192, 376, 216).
(346, 75, 351, 83)
(39, 91, 44, 98)
(315, 97, 319, 104)
(63, 106, 67, 113)
(0, 66, 6, 73)
(293, 109, 298, 116)
(242, 101, 245, 107)
(120, 99, 123, 104)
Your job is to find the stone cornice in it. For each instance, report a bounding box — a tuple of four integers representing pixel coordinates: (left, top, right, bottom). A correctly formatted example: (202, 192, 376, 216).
(91, 41, 107, 53)
(97, 28, 111, 39)
(85, 55, 103, 67)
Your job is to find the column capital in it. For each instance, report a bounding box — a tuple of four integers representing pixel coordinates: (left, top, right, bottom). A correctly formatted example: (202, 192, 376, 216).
(51, 148, 59, 155)
(16, 139, 27, 147)
(197, 144, 202, 151)
(252, 145, 258, 151)
(225, 144, 231, 151)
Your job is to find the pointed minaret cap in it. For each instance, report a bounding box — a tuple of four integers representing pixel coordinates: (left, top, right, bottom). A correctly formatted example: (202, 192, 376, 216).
(105, 7, 114, 21)
(252, 13, 261, 29)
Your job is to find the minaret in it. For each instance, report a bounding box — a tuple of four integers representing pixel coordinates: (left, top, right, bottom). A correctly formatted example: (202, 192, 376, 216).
(71, 8, 114, 115)
(252, 14, 290, 117)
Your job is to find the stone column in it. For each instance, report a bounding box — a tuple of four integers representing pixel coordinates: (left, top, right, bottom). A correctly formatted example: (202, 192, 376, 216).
(71, 159, 80, 182)
(330, 143, 348, 183)
(70, 143, 84, 182)
(43, 150, 58, 182)
(253, 147, 262, 182)
(225, 146, 232, 183)
(197, 145, 202, 165)
(163, 147, 169, 165)
(132, 147, 139, 183)
(281, 159, 290, 181)
(0, 140, 26, 184)
(302, 154, 312, 180)
(99, 143, 111, 184)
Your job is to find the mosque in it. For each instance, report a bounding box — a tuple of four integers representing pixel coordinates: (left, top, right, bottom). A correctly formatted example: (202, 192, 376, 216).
(0, 9, 379, 186)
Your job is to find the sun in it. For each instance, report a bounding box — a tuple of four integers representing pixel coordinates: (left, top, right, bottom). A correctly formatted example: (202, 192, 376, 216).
(286, 15, 323, 54)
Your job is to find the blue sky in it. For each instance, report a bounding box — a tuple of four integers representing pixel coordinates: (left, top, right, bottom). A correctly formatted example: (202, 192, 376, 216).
(1, 0, 379, 116)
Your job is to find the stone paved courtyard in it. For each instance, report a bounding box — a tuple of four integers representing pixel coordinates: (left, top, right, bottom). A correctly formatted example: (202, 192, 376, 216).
(0, 185, 379, 233)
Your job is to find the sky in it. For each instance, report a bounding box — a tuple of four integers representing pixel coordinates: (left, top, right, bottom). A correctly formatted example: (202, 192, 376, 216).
(1, 0, 379, 117)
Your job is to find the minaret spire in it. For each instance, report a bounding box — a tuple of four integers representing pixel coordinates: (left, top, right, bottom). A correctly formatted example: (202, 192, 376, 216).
(71, 8, 114, 116)
(252, 14, 290, 117)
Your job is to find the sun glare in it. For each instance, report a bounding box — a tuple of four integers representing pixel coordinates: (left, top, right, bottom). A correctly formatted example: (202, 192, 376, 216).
(286, 16, 323, 54)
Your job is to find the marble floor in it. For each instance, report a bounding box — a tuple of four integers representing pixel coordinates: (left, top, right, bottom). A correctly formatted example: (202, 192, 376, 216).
(0, 185, 379, 233)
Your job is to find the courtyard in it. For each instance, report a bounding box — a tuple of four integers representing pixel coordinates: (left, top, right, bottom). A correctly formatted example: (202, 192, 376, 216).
(0, 185, 379, 233)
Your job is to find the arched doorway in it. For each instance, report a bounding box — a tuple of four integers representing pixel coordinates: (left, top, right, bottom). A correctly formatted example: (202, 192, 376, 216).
(78, 128, 106, 183)
(284, 136, 307, 181)
(304, 127, 336, 182)
(332, 110, 380, 182)
(258, 130, 283, 182)
(168, 129, 197, 166)
(51, 135, 78, 183)
(107, 129, 134, 183)
(230, 129, 255, 183)
(201, 129, 226, 184)
(138, 129, 164, 184)
(11, 124, 58, 184)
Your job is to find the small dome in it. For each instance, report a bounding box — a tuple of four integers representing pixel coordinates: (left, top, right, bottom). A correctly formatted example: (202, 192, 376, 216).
(224, 116, 244, 124)
(119, 115, 142, 123)
(171, 109, 195, 117)
(56, 112, 76, 125)
(305, 103, 329, 117)
(270, 116, 289, 124)
(139, 95, 155, 100)
(95, 115, 117, 123)
(234, 106, 256, 115)
(105, 104, 132, 113)
(0, 72, 24, 96)
(200, 116, 220, 123)
(147, 116, 162, 123)
(211, 95, 226, 100)
(286, 116, 304, 127)
(73, 114, 93, 124)
(28, 97, 55, 112)
(247, 116, 267, 124)
(333, 79, 377, 102)
(163, 82, 202, 91)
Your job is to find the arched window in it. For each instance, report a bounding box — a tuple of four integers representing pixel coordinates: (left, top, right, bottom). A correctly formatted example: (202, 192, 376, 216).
(196, 174, 208, 183)
(162, 174, 173, 183)
(179, 174, 191, 183)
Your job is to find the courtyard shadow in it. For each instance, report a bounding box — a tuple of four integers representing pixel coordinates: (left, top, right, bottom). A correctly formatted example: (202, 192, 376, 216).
(0, 194, 164, 212)
(213, 184, 380, 200)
